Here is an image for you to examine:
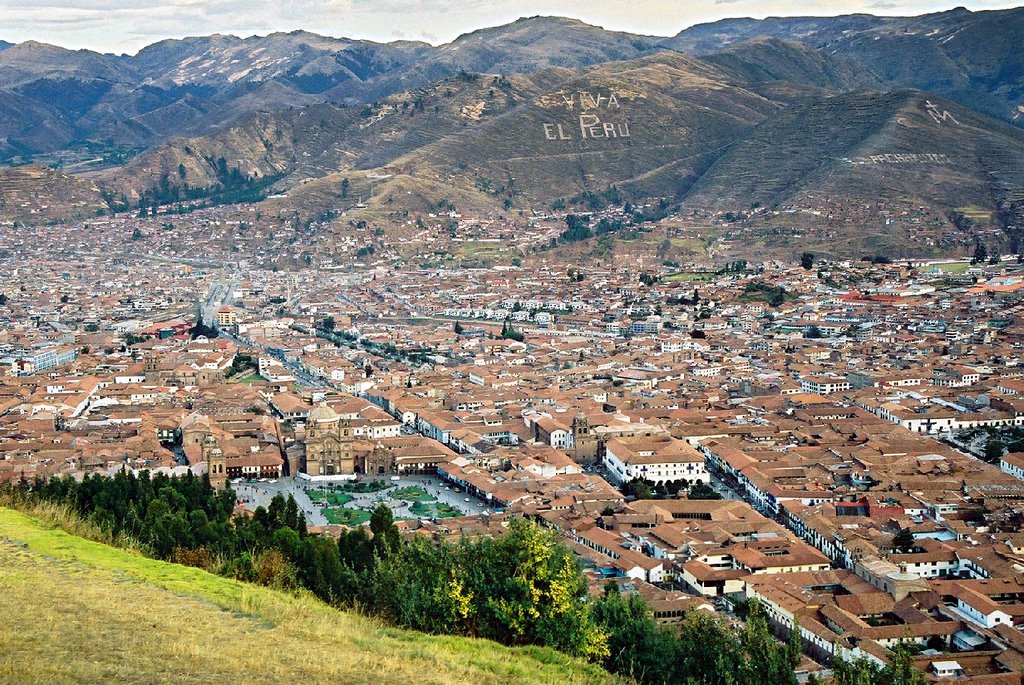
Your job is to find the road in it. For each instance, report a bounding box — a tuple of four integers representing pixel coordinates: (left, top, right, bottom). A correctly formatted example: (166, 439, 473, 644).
(200, 279, 237, 327)
(200, 279, 331, 390)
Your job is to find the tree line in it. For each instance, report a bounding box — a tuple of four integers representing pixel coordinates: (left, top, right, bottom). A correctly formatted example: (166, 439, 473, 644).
(9, 471, 925, 684)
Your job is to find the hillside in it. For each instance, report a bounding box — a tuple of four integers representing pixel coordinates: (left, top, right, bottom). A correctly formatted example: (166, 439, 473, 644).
(686, 90, 1024, 209)
(700, 38, 880, 95)
(86, 48, 1024, 254)
(1, 7, 1021, 167)
(0, 164, 106, 223)
(0, 17, 660, 162)
(97, 49, 793, 209)
(665, 7, 1024, 125)
(4, 10, 1024, 260)
(0, 506, 615, 685)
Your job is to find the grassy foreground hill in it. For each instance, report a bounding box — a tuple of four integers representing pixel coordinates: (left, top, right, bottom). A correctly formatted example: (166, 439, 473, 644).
(0, 506, 615, 685)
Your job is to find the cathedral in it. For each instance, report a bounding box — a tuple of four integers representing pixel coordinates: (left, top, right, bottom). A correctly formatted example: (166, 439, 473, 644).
(303, 402, 356, 476)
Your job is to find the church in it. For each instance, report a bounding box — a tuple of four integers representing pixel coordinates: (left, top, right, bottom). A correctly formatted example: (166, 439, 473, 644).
(302, 402, 356, 476)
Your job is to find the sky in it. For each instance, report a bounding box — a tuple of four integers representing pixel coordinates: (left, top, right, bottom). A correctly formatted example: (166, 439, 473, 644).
(0, 0, 1021, 54)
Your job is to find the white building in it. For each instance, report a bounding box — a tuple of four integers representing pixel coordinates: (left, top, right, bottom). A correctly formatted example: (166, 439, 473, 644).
(1001, 452, 1024, 481)
(801, 376, 852, 395)
(603, 436, 708, 487)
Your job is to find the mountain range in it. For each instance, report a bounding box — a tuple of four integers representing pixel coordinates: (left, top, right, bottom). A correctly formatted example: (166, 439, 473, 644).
(2, 7, 1024, 259)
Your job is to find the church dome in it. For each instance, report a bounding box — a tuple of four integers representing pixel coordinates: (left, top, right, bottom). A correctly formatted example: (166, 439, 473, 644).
(307, 402, 339, 423)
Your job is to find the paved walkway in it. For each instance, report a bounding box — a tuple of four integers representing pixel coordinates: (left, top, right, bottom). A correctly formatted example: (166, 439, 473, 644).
(232, 480, 329, 525)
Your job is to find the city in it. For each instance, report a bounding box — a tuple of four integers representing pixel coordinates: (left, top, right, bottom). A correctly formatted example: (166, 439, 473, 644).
(3, 2, 1024, 684)
(3, 228, 1024, 681)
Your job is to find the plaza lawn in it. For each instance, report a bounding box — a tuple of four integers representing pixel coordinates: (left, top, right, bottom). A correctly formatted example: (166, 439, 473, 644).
(392, 486, 436, 503)
(410, 501, 463, 519)
(314, 480, 391, 494)
(236, 372, 267, 385)
(308, 490, 354, 507)
(342, 479, 392, 493)
(322, 507, 372, 526)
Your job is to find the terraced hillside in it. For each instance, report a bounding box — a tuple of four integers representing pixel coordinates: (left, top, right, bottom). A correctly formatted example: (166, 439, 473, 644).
(0, 164, 105, 223)
(685, 90, 1024, 237)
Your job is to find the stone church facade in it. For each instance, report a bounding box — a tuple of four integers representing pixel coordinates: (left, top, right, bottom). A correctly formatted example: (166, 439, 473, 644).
(303, 403, 355, 476)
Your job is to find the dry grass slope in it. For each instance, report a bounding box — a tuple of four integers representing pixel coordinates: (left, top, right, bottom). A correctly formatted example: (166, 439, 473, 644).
(0, 506, 616, 685)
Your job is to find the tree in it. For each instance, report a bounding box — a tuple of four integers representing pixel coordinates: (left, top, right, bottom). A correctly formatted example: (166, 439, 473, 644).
(190, 314, 218, 340)
(560, 214, 592, 243)
(471, 518, 608, 660)
(591, 585, 673, 682)
(883, 642, 929, 685)
(0, 293, 6, 306)
(972, 241, 988, 265)
(369, 504, 401, 558)
(800, 252, 815, 270)
(673, 608, 746, 684)
(687, 481, 722, 500)
(500, 320, 524, 343)
(738, 599, 798, 685)
(622, 478, 654, 500)
(833, 656, 884, 685)
(787, 620, 803, 668)
(805, 325, 823, 339)
(833, 643, 928, 685)
(984, 437, 1005, 462)
(322, 316, 336, 331)
(371, 536, 472, 633)
(892, 527, 915, 553)
(453, 321, 465, 335)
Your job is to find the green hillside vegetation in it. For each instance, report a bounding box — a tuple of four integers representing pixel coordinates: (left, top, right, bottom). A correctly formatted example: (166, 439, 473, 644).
(0, 505, 610, 685)
(2, 473, 930, 685)
(2, 473, 937, 683)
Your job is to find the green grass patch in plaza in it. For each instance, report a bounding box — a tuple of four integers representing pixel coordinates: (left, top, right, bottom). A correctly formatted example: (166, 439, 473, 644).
(410, 501, 463, 519)
(321, 507, 372, 526)
(392, 486, 436, 503)
(308, 490, 354, 506)
(930, 261, 971, 274)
